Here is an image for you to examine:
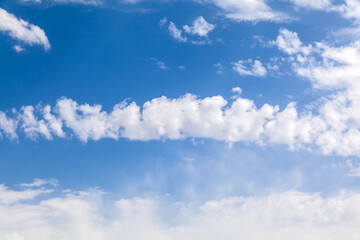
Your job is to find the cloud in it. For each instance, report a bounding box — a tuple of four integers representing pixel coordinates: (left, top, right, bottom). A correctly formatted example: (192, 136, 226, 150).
(214, 63, 225, 74)
(19, 178, 59, 188)
(168, 22, 187, 42)
(0, 86, 355, 156)
(1, 182, 360, 239)
(0, 8, 50, 51)
(273, 28, 312, 55)
(200, 0, 289, 22)
(21, 0, 102, 5)
(13, 45, 25, 53)
(288, 0, 332, 11)
(232, 59, 268, 77)
(0, 111, 18, 140)
(183, 16, 215, 37)
(150, 57, 170, 70)
(336, 0, 360, 23)
(159, 17, 168, 28)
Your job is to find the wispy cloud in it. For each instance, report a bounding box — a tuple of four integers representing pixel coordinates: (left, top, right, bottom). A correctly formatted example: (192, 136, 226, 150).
(21, 0, 102, 6)
(168, 22, 187, 42)
(150, 57, 170, 70)
(200, 0, 289, 22)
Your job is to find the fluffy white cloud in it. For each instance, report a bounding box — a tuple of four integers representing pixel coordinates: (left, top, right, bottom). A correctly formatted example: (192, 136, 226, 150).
(0, 184, 53, 205)
(1, 182, 360, 240)
(232, 59, 268, 77)
(274, 28, 312, 55)
(0, 87, 356, 156)
(183, 16, 215, 37)
(200, 0, 288, 22)
(0, 8, 50, 51)
(336, 0, 360, 23)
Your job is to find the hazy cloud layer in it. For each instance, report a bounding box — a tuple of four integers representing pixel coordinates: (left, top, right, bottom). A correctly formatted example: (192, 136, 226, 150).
(1, 181, 360, 240)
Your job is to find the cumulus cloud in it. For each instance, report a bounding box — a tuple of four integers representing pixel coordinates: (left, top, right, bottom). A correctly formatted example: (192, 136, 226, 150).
(183, 16, 215, 37)
(0, 112, 18, 140)
(0, 85, 357, 156)
(232, 59, 268, 77)
(273, 28, 312, 55)
(1, 182, 360, 239)
(200, 0, 288, 22)
(0, 8, 50, 51)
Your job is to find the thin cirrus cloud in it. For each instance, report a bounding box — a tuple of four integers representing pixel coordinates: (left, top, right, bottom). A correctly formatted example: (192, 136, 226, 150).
(21, 0, 102, 5)
(199, 0, 289, 22)
(1, 181, 360, 239)
(0, 8, 50, 51)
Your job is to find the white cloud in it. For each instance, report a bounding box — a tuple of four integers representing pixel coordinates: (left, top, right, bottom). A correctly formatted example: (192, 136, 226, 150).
(201, 0, 289, 22)
(183, 16, 215, 37)
(19, 106, 53, 140)
(4, 29, 360, 158)
(0, 86, 356, 156)
(214, 63, 225, 74)
(19, 178, 59, 188)
(346, 160, 360, 177)
(150, 57, 170, 70)
(1, 183, 360, 239)
(274, 28, 313, 55)
(0, 184, 53, 204)
(0, 111, 18, 140)
(288, 0, 332, 10)
(232, 59, 268, 77)
(0, 8, 50, 51)
(168, 22, 187, 42)
(336, 0, 360, 23)
(21, 0, 102, 5)
(13, 45, 25, 53)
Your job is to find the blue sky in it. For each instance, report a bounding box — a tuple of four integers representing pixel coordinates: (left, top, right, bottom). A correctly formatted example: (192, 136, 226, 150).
(2, 0, 360, 239)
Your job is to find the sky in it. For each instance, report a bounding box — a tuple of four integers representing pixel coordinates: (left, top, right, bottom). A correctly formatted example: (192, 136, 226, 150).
(1, 0, 360, 239)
